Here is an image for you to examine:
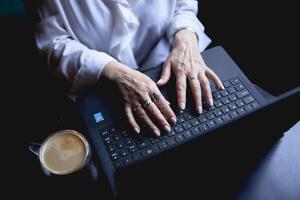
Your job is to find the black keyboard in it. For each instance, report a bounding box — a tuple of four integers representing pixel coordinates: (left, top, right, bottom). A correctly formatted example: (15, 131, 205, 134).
(98, 77, 260, 169)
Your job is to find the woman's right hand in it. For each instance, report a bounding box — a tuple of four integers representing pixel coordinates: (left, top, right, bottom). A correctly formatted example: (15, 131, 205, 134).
(102, 61, 177, 137)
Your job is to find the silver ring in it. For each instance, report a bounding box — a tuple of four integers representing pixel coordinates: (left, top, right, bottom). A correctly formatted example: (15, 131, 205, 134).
(190, 76, 197, 80)
(142, 100, 151, 108)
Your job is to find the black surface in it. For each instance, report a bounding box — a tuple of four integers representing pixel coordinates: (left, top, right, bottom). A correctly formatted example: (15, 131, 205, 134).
(3, 0, 300, 199)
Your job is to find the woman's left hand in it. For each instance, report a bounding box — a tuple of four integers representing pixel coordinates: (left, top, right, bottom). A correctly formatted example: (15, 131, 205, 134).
(157, 29, 224, 114)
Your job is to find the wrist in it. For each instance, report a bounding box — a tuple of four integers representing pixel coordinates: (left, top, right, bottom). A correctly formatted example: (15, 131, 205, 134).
(102, 61, 130, 82)
(174, 29, 198, 50)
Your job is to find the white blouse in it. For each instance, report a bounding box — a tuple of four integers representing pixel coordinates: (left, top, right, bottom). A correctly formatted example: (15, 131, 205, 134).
(35, 0, 211, 93)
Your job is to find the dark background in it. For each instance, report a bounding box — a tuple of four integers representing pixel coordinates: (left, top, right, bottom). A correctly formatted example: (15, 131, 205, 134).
(2, 0, 299, 199)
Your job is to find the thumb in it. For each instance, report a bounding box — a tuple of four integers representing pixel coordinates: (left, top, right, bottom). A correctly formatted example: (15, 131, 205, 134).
(157, 59, 171, 86)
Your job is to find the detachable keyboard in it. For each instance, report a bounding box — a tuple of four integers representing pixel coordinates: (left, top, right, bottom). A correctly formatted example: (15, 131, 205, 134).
(98, 77, 259, 169)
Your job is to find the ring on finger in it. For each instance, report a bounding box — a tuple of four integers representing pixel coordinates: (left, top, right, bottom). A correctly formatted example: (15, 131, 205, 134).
(142, 99, 151, 108)
(151, 93, 161, 103)
(190, 76, 197, 81)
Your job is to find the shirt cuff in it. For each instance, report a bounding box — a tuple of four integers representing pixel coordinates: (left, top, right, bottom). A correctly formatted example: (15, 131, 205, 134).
(71, 50, 116, 93)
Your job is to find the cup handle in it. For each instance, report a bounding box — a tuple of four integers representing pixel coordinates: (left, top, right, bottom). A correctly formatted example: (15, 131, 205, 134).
(29, 143, 41, 156)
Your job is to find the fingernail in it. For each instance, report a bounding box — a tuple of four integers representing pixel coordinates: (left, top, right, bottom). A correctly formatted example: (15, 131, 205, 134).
(221, 85, 225, 90)
(209, 99, 214, 106)
(170, 117, 177, 124)
(197, 106, 203, 114)
(134, 127, 140, 134)
(153, 129, 160, 137)
(179, 103, 185, 110)
(157, 79, 162, 84)
(166, 100, 171, 105)
(164, 125, 171, 132)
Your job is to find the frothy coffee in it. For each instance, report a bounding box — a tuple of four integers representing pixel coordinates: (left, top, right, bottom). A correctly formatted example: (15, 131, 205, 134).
(40, 131, 88, 175)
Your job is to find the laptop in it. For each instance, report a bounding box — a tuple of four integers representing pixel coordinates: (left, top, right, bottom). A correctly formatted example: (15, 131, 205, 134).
(78, 46, 300, 196)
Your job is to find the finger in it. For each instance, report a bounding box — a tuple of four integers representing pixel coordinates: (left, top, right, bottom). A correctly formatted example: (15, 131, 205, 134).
(176, 72, 187, 110)
(151, 90, 177, 124)
(143, 98, 172, 133)
(135, 104, 161, 137)
(188, 75, 203, 114)
(124, 103, 140, 134)
(198, 73, 214, 107)
(157, 57, 171, 86)
(206, 68, 224, 90)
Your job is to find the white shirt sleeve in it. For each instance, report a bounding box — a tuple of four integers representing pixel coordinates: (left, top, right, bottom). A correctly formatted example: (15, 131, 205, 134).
(35, 14, 116, 93)
(166, 0, 211, 51)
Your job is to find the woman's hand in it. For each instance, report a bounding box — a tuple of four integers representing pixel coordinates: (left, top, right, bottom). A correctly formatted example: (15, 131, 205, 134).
(157, 29, 224, 113)
(102, 61, 177, 137)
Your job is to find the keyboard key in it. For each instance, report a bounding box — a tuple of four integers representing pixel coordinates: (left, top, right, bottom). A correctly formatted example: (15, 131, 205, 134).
(132, 152, 141, 161)
(177, 116, 185, 124)
(141, 147, 157, 158)
(166, 138, 176, 146)
(214, 100, 223, 108)
(220, 90, 229, 97)
(199, 124, 208, 132)
(123, 157, 133, 166)
(109, 128, 116, 134)
(167, 130, 176, 137)
(124, 138, 134, 145)
(252, 102, 259, 109)
(229, 94, 237, 102)
(191, 127, 201, 135)
(237, 107, 246, 115)
(213, 92, 222, 100)
(244, 105, 254, 112)
(221, 106, 230, 113)
(206, 112, 215, 120)
(174, 125, 184, 133)
(223, 80, 232, 88)
(228, 103, 237, 110)
(120, 149, 128, 157)
(222, 114, 231, 122)
(115, 142, 125, 149)
(112, 134, 120, 141)
(243, 96, 255, 104)
(191, 118, 200, 127)
(158, 141, 168, 150)
(207, 121, 216, 129)
(215, 117, 223, 125)
(235, 83, 245, 91)
(137, 140, 150, 149)
(175, 134, 184, 143)
(182, 122, 192, 130)
(230, 77, 240, 85)
(128, 145, 137, 153)
(111, 153, 120, 161)
(107, 145, 115, 153)
(221, 97, 230, 104)
(100, 130, 109, 137)
(104, 137, 112, 145)
(198, 116, 207, 123)
(211, 85, 218, 93)
(183, 113, 193, 120)
(229, 111, 238, 119)
(183, 130, 193, 139)
(236, 89, 249, 98)
(227, 87, 236, 94)
(214, 109, 222, 116)
(236, 99, 245, 107)
(159, 135, 167, 141)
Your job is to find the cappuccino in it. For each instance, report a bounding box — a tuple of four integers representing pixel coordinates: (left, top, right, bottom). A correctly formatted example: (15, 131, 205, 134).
(40, 130, 89, 175)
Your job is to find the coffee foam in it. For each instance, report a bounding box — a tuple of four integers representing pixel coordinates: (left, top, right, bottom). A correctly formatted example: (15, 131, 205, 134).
(41, 131, 87, 174)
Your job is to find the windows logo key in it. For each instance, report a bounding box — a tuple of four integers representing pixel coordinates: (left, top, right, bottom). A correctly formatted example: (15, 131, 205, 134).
(93, 112, 104, 123)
